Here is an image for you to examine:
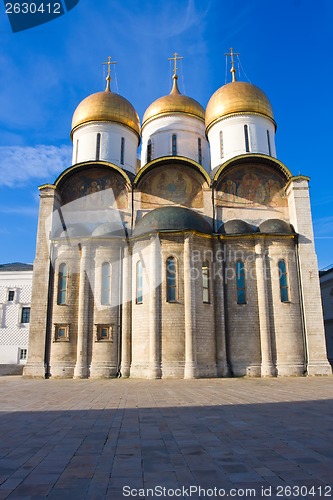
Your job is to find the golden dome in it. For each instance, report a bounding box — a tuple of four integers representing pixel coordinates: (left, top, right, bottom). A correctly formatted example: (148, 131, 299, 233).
(142, 76, 205, 127)
(206, 81, 274, 132)
(71, 88, 140, 138)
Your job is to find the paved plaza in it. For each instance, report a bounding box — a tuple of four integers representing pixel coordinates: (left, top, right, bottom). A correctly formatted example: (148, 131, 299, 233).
(0, 377, 333, 499)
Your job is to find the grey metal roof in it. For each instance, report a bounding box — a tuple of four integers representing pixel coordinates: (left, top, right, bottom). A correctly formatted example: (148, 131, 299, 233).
(259, 219, 293, 234)
(0, 262, 33, 272)
(134, 206, 212, 237)
(218, 219, 256, 235)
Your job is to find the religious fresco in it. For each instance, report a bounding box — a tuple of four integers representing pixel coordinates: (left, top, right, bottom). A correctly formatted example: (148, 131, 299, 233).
(140, 165, 205, 209)
(216, 164, 287, 208)
(60, 168, 128, 209)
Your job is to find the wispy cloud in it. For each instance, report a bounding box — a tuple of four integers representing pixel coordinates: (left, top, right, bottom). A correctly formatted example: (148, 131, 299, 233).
(313, 215, 333, 237)
(0, 145, 71, 187)
(0, 206, 38, 217)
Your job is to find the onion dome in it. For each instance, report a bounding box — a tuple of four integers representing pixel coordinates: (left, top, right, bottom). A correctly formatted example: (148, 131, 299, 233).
(134, 206, 211, 237)
(206, 81, 274, 132)
(142, 75, 205, 127)
(71, 76, 140, 138)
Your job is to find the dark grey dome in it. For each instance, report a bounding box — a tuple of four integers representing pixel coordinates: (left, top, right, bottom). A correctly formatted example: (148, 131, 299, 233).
(134, 206, 211, 237)
(218, 219, 255, 235)
(259, 219, 293, 234)
(92, 222, 126, 238)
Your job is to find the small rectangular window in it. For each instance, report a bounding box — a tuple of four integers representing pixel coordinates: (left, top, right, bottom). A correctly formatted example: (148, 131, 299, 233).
(8, 290, 15, 302)
(96, 324, 113, 342)
(54, 324, 70, 342)
(21, 307, 30, 324)
(19, 348, 27, 360)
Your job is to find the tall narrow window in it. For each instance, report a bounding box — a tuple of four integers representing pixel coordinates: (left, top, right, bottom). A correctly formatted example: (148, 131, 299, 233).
(220, 130, 224, 159)
(101, 262, 111, 305)
(172, 134, 177, 155)
(236, 260, 246, 304)
(75, 139, 79, 164)
(147, 139, 152, 163)
(96, 133, 101, 160)
(278, 259, 289, 302)
(8, 290, 15, 302)
(57, 263, 68, 305)
(244, 124, 250, 152)
(120, 137, 125, 165)
(136, 261, 143, 304)
(198, 138, 202, 164)
(202, 262, 210, 303)
(267, 130, 271, 156)
(166, 256, 177, 302)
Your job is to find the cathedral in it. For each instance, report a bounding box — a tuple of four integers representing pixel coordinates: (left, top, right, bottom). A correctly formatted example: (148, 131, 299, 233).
(23, 51, 331, 379)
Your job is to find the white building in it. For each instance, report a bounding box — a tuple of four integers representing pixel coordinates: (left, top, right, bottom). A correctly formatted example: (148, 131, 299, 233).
(23, 53, 331, 379)
(0, 263, 33, 374)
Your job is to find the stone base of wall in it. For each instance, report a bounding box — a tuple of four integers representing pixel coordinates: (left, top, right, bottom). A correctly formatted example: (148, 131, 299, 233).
(276, 363, 305, 376)
(22, 362, 46, 378)
(49, 361, 75, 378)
(307, 361, 332, 376)
(0, 364, 24, 376)
(89, 362, 118, 378)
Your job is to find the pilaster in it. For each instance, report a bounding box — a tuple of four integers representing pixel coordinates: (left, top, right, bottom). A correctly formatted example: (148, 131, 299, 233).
(287, 177, 331, 375)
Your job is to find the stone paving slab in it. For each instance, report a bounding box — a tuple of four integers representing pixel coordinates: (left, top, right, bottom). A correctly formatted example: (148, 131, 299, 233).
(0, 377, 332, 499)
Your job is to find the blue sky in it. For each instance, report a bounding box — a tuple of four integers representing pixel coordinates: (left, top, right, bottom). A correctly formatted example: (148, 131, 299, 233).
(0, 0, 332, 268)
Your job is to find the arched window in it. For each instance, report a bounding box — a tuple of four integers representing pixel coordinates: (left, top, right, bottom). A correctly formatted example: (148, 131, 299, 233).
(101, 262, 111, 305)
(244, 125, 250, 152)
(198, 138, 202, 164)
(120, 137, 125, 165)
(57, 263, 68, 305)
(166, 256, 177, 302)
(202, 262, 210, 303)
(267, 130, 271, 156)
(96, 133, 101, 160)
(147, 139, 152, 163)
(172, 134, 177, 155)
(136, 261, 143, 304)
(236, 260, 246, 304)
(278, 259, 289, 302)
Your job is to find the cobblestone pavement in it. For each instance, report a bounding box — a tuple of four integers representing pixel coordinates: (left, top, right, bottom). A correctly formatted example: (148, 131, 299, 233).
(0, 377, 333, 499)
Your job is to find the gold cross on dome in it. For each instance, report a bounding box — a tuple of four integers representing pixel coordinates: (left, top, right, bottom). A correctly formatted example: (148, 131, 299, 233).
(168, 52, 183, 77)
(102, 56, 117, 90)
(102, 56, 117, 78)
(224, 47, 240, 82)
